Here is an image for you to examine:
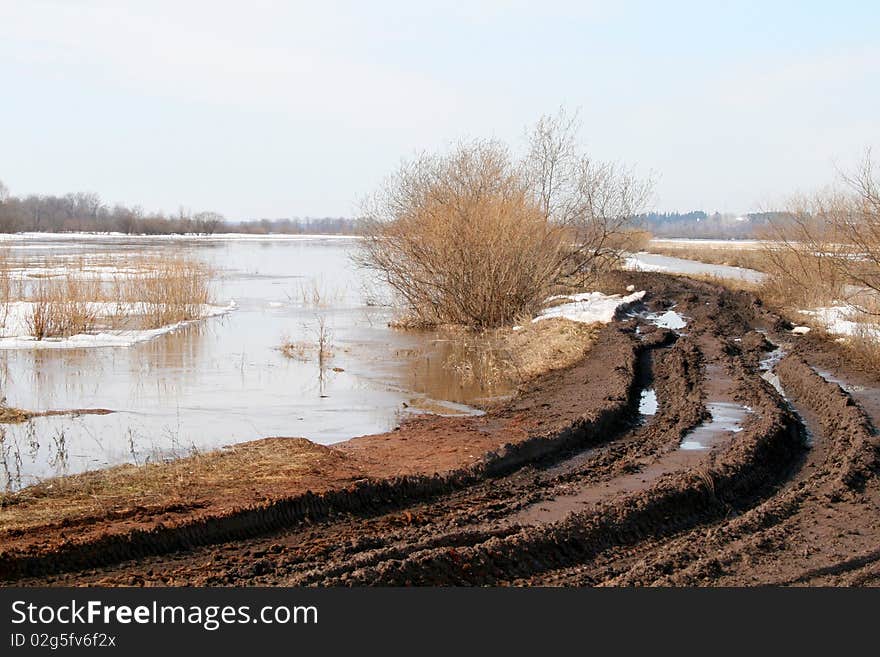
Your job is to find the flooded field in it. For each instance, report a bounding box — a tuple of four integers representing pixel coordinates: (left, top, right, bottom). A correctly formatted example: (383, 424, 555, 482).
(0, 234, 510, 489)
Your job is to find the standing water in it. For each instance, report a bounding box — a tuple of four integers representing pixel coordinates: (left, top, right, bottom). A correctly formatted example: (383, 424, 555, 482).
(0, 234, 510, 489)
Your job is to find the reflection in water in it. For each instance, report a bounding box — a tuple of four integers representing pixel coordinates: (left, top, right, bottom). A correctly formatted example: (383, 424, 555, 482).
(679, 402, 751, 451)
(386, 330, 513, 406)
(0, 235, 513, 490)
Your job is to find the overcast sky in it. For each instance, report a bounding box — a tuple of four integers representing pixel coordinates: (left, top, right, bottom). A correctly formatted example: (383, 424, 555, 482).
(1, 1, 878, 219)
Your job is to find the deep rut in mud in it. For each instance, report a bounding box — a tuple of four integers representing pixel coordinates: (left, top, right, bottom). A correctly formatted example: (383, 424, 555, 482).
(3, 272, 879, 587)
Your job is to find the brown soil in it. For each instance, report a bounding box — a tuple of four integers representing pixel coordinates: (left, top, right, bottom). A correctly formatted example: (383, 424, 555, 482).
(1, 272, 878, 586)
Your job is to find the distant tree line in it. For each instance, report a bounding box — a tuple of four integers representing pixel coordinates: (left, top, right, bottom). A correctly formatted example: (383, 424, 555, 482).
(0, 180, 358, 235)
(637, 210, 785, 239)
(226, 217, 359, 234)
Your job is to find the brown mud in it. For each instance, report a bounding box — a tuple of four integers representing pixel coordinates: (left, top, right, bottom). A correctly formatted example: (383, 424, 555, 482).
(1, 272, 878, 586)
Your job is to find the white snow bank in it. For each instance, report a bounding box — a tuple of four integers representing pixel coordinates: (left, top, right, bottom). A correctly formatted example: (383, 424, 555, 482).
(0, 301, 235, 350)
(799, 306, 880, 340)
(533, 290, 646, 325)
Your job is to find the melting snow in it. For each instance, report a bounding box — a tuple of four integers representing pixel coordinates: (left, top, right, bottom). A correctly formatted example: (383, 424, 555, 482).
(533, 290, 646, 325)
(0, 301, 235, 350)
(799, 306, 880, 340)
(646, 309, 687, 330)
(639, 388, 658, 416)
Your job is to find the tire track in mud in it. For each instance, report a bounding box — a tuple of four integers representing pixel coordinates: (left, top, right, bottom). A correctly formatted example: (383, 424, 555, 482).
(7, 313, 697, 586)
(7, 272, 880, 586)
(314, 339, 802, 586)
(537, 354, 879, 586)
(0, 325, 648, 582)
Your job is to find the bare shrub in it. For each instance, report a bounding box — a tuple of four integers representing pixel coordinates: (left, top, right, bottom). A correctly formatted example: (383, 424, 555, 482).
(357, 111, 652, 329)
(834, 151, 880, 304)
(358, 140, 568, 328)
(758, 194, 849, 308)
(279, 314, 334, 363)
(761, 150, 880, 312)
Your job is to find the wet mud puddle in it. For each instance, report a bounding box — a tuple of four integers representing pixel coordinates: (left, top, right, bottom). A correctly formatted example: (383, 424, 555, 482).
(811, 367, 880, 431)
(680, 402, 749, 450)
(509, 362, 751, 527)
(759, 346, 788, 397)
(630, 306, 688, 335)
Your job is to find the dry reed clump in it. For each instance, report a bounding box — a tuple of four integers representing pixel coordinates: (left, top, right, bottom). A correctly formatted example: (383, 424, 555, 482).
(25, 277, 102, 339)
(279, 315, 333, 363)
(0, 404, 32, 424)
(117, 256, 213, 328)
(841, 325, 880, 372)
(291, 279, 345, 308)
(0, 252, 215, 339)
(0, 248, 14, 328)
(0, 438, 336, 533)
(443, 317, 600, 387)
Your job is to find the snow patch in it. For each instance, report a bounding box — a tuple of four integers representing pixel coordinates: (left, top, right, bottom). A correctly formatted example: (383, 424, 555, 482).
(639, 388, 658, 416)
(646, 309, 687, 330)
(0, 302, 235, 350)
(533, 290, 646, 325)
(799, 306, 880, 340)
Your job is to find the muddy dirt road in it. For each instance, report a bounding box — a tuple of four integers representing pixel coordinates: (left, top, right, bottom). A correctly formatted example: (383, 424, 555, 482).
(3, 273, 878, 586)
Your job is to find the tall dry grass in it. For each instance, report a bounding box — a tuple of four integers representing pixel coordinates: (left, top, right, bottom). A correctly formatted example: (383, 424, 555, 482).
(24, 277, 102, 339)
(442, 318, 600, 388)
(0, 253, 214, 339)
(115, 256, 213, 328)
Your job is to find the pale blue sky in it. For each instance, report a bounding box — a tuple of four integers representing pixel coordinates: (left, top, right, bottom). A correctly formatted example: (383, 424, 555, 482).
(1, 1, 878, 218)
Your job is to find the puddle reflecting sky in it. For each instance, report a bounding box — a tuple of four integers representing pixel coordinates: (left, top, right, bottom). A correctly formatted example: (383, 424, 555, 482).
(679, 401, 750, 450)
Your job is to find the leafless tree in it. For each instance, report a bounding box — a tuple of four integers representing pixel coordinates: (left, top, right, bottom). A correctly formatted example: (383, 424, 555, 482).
(193, 211, 225, 235)
(762, 149, 880, 312)
(524, 108, 654, 284)
(356, 111, 653, 328)
(834, 150, 880, 301)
